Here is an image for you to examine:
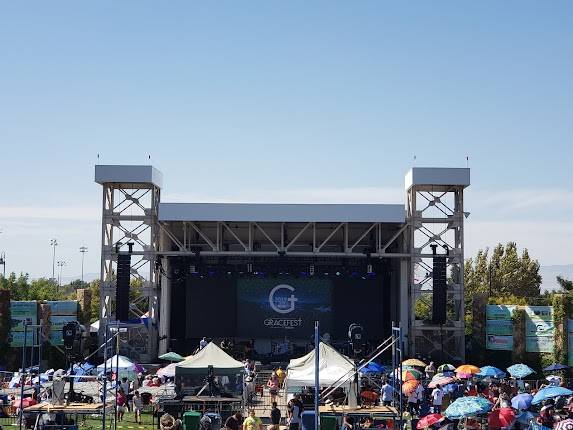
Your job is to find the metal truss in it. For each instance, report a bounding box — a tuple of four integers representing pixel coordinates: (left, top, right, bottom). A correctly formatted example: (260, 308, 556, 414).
(158, 220, 409, 258)
(99, 182, 160, 361)
(407, 185, 466, 362)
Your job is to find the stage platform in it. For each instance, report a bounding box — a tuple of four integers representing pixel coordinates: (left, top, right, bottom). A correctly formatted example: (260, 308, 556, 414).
(319, 405, 399, 417)
(24, 402, 105, 413)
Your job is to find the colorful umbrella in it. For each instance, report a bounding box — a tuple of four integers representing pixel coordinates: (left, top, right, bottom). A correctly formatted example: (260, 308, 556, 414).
(12, 397, 37, 408)
(416, 414, 444, 429)
(543, 363, 569, 372)
(393, 368, 423, 381)
(456, 372, 472, 379)
(476, 366, 506, 379)
(402, 379, 420, 395)
(511, 392, 533, 410)
(455, 364, 480, 375)
(437, 364, 455, 373)
(532, 386, 573, 405)
(158, 352, 184, 362)
(507, 363, 534, 379)
(488, 407, 516, 429)
(555, 418, 573, 430)
(402, 358, 427, 367)
(428, 375, 455, 389)
(444, 396, 492, 419)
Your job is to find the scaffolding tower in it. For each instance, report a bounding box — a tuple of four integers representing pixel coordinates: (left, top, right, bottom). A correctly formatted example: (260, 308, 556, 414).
(95, 165, 162, 362)
(405, 168, 469, 362)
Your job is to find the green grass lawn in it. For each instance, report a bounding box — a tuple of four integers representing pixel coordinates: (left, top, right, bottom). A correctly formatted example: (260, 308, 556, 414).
(1, 411, 156, 430)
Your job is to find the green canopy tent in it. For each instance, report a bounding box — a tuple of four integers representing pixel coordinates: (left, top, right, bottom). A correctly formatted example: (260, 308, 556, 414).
(159, 352, 185, 362)
(175, 342, 244, 396)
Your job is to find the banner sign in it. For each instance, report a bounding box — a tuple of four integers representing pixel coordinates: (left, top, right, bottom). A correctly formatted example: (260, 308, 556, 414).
(526, 319, 555, 337)
(236, 278, 333, 338)
(46, 301, 78, 316)
(524, 306, 553, 321)
(9, 301, 38, 347)
(526, 336, 554, 353)
(50, 315, 76, 331)
(486, 335, 514, 351)
(8, 331, 38, 347)
(486, 319, 513, 336)
(486, 305, 516, 320)
(50, 330, 64, 346)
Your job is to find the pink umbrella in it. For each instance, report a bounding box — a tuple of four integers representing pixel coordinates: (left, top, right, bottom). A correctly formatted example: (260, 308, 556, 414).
(456, 372, 472, 379)
(12, 397, 37, 408)
(429, 376, 455, 388)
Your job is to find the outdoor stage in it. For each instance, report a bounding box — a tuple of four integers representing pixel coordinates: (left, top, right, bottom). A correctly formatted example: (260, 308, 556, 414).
(95, 165, 470, 362)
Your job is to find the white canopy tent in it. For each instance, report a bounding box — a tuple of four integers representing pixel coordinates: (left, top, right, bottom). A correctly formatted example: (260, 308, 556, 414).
(286, 342, 358, 406)
(96, 354, 138, 380)
(176, 342, 244, 375)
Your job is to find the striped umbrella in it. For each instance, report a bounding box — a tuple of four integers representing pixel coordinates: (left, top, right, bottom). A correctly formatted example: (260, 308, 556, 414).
(402, 379, 420, 395)
(402, 358, 427, 367)
(393, 368, 423, 381)
(555, 418, 573, 430)
(455, 364, 480, 375)
(428, 375, 455, 388)
(437, 364, 456, 373)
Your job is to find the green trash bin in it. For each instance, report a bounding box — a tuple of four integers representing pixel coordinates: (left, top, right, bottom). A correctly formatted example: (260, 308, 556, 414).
(320, 415, 338, 430)
(183, 411, 202, 430)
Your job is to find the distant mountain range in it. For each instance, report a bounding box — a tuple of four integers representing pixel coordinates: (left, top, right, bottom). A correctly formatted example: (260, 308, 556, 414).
(539, 264, 573, 292)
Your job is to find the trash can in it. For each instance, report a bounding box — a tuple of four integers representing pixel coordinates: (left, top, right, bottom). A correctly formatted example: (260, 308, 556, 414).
(301, 411, 338, 430)
(183, 411, 202, 430)
(204, 412, 222, 430)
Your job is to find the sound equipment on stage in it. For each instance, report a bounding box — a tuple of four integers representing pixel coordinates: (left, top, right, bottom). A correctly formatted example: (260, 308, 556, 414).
(116, 252, 131, 322)
(431, 244, 447, 325)
(348, 323, 365, 356)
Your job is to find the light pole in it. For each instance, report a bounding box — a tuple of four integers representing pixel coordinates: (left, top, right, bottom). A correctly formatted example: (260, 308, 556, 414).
(57, 261, 66, 289)
(79, 246, 88, 284)
(50, 239, 58, 282)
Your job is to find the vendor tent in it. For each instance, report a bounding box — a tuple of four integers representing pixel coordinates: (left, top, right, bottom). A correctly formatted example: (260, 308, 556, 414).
(96, 355, 139, 380)
(157, 362, 178, 378)
(286, 342, 358, 405)
(175, 342, 244, 375)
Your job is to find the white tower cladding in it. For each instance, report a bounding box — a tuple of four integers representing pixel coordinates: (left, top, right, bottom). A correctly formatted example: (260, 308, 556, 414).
(94, 165, 162, 361)
(405, 167, 470, 362)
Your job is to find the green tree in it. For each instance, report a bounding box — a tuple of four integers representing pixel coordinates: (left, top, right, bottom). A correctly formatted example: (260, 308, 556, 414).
(556, 276, 573, 292)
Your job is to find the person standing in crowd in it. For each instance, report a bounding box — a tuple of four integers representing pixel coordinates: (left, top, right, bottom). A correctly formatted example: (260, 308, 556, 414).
(267, 371, 279, 404)
(120, 377, 131, 412)
(133, 390, 143, 425)
(269, 401, 281, 430)
(200, 337, 208, 350)
(431, 384, 444, 414)
(415, 380, 425, 413)
(287, 394, 303, 430)
(116, 388, 127, 422)
(242, 409, 262, 430)
(407, 385, 418, 415)
(380, 380, 393, 406)
(424, 362, 435, 380)
(225, 411, 242, 430)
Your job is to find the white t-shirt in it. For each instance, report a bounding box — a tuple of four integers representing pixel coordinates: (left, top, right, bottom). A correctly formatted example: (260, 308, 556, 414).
(381, 384, 393, 401)
(431, 388, 444, 405)
(416, 383, 424, 401)
(407, 391, 418, 403)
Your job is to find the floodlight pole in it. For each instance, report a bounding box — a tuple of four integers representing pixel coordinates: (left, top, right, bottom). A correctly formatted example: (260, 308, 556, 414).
(19, 324, 28, 430)
(102, 325, 109, 430)
(80, 246, 88, 284)
(314, 321, 320, 430)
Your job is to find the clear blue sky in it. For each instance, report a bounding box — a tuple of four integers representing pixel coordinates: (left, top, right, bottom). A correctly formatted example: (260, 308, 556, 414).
(0, 1, 572, 279)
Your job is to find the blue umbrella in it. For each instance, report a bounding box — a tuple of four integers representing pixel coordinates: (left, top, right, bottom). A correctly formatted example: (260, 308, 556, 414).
(476, 366, 506, 379)
(516, 411, 537, 426)
(507, 363, 535, 379)
(542, 363, 569, 372)
(511, 392, 534, 410)
(444, 396, 493, 419)
(361, 362, 385, 373)
(532, 386, 573, 405)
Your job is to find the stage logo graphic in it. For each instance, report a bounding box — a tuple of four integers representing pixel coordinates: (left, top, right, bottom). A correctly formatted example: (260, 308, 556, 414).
(269, 284, 298, 314)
